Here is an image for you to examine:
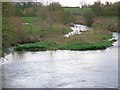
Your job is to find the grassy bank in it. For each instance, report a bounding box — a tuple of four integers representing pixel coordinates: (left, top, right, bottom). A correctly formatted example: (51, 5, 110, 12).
(15, 30, 114, 51)
(15, 40, 113, 51)
(14, 16, 117, 51)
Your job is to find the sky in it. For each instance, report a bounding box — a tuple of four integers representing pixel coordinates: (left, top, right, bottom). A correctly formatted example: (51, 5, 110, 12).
(38, 0, 118, 7)
(14, 0, 119, 7)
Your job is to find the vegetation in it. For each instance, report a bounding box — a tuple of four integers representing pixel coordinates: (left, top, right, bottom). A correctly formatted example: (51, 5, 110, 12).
(2, 3, 26, 50)
(64, 7, 91, 15)
(63, 1, 119, 28)
(15, 40, 113, 51)
(2, 1, 119, 52)
(92, 17, 118, 32)
(14, 29, 114, 51)
(2, 2, 73, 50)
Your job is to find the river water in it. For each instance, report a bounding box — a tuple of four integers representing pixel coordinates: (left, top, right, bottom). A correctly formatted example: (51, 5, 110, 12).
(2, 33, 118, 88)
(64, 24, 91, 37)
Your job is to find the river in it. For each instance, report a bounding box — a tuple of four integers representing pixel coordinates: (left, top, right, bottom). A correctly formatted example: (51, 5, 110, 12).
(64, 24, 91, 37)
(2, 32, 119, 88)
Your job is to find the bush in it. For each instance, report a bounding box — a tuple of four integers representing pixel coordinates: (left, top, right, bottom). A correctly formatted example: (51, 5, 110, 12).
(83, 11, 96, 26)
(92, 17, 118, 32)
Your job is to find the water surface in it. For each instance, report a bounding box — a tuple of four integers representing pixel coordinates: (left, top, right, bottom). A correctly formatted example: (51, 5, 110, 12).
(2, 33, 118, 88)
(64, 24, 91, 37)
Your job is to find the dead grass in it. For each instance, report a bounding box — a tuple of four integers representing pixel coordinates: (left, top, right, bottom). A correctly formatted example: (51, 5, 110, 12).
(93, 17, 119, 32)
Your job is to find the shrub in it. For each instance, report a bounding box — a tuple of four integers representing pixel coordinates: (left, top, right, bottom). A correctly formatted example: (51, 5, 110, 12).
(83, 11, 96, 26)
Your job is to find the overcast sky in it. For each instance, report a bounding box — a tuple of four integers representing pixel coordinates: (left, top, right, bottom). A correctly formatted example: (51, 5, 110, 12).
(38, 0, 118, 7)
(14, 0, 119, 7)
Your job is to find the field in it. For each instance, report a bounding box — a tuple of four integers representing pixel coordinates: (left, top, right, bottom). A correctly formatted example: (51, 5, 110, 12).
(63, 7, 91, 15)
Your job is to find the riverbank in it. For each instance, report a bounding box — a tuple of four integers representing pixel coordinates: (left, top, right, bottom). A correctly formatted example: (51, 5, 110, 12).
(3, 33, 118, 88)
(14, 29, 115, 51)
(14, 40, 113, 51)
(4, 15, 118, 52)
(11, 16, 118, 52)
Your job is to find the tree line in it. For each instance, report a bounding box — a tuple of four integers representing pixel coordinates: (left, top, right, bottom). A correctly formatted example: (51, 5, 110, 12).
(82, 1, 119, 26)
(2, 2, 74, 51)
(90, 1, 118, 17)
(2, 1, 119, 51)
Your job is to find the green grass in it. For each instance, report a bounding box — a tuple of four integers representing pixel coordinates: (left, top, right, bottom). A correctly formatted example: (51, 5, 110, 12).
(14, 40, 114, 51)
(22, 16, 72, 35)
(63, 7, 91, 14)
(58, 41, 113, 50)
(100, 16, 118, 20)
(15, 41, 58, 51)
(14, 16, 116, 51)
(22, 17, 40, 23)
(15, 30, 115, 51)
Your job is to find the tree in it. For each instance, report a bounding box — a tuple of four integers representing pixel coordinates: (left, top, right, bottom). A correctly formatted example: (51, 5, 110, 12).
(83, 11, 96, 26)
(47, 2, 74, 25)
(36, 5, 48, 20)
(2, 2, 26, 50)
(63, 11, 74, 24)
(91, 1, 104, 16)
(14, 2, 22, 16)
(2, 2, 14, 50)
(23, 7, 36, 16)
